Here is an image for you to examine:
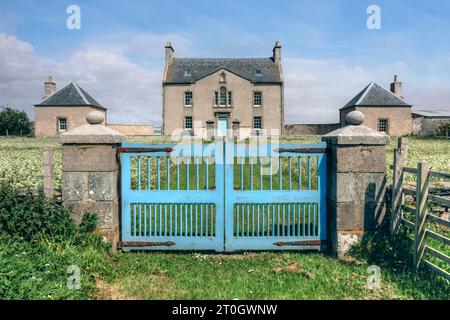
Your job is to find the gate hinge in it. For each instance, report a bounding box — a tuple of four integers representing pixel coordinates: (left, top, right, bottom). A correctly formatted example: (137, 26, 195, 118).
(274, 240, 324, 246)
(119, 241, 176, 247)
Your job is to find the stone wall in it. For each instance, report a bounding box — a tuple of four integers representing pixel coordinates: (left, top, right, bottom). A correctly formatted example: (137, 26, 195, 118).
(107, 124, 154, 136)
(412, 117, 450, 136)
(283, 123, 340, 136)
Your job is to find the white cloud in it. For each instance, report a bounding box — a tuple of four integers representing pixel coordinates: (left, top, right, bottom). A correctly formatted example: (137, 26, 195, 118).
(0, 32, 174, 125)
(1, 33, 449, 128)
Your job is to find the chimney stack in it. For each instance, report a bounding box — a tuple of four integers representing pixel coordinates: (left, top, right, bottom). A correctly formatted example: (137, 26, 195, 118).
(390, 75, 404, 99)
(165, 41, 174, 66)
(43, 75, 56, 99)
(273, 41, 281, 64)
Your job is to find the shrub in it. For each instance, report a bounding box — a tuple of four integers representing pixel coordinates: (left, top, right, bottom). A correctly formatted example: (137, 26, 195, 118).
(0, 182, 97, 242)
(436, 123, 450, 136)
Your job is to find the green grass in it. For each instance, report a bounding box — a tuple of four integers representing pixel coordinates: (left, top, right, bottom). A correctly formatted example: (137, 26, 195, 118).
(0, 135, 449, 300)
(2, 237, 449, 300)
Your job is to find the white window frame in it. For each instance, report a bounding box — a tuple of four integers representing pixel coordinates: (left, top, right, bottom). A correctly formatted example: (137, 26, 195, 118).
(58, 118, 67, 132)
(253, 91, 262, 107)
(184, 91, 193, 107)
(378, 118, 388, 133)
(253, 116, 262, 129)
(219, 87, 227, 106)
(185, 116, 193, 129)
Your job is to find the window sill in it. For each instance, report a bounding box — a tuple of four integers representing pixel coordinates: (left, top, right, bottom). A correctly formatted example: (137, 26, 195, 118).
(214, 105, 233, 108)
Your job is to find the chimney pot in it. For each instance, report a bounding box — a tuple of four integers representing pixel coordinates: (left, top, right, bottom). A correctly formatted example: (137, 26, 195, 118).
(273, 41, 281, 64)
(165, 41, 174, 65)
(43, 75, 56, 100)
(390, 75, 404, 99)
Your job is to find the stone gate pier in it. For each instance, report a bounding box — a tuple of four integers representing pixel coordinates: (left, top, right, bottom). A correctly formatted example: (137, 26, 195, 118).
(322, 111, 390, 257)
(60, 111, 123, 247)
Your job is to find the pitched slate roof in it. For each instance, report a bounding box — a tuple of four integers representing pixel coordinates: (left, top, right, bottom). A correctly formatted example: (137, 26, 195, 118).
(341, 82, 411, 109)
(164, 58, 282, 84)
(35, 82, 106, 109)
(412, 110, 450, 118)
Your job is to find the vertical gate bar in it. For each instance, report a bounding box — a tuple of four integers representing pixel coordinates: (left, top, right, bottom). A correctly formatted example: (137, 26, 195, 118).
(257, 205, 260, 236)
(241, 204, 244, 237)
(174, 204, 178, 236)
(288, 203, 291, 237)
(186, 157, 190, 190)
(200, 204, 203, 236)
(159, 204, 162, 236)
(147, 157, 151, 190)
(157, 157, 160, 190)
(176, 158, 180, 190)
(270, 157, 273, 190)
(260, 158, 263, 190)
(206, 157, 209, 190)
(166, 157, 170, 190)
(297, 203, 300, 237)
(262, 204, 265, 237)
(164, 204, 167, 236)
(137, 157, 141, 190)
(272, 203, 275, 236)
(282, 204, 286, 237)
(308, 203, 311, 236)
(278, 157, 282, 190)
(148, 204, 152, 236)
(195, 204, 198, 236)
(250, 158, 253, 190)
(318, 153, 327, 241)
(190, 204, 193, 237)
(236, 204, 239, 237)
(196, 157, 199, 190)
(184, 204, 188, 236)
(210, 204, 214, 237)
(240, 157, 244, 190)
(252, 204, 255, 237)
(298, 156, 301, 190)
(169, 204, 172, 236)
(144, 203, 147, 237)
(277, 203, 281, 236)
(133, 203, 137, 237)
(289, 157, 292, 190)
(302, 203, 305, 236)
(205, 203, 209, 236)
(307, 156, 311, 190)
(247, 204, 250, 237)
(153, 204, 156, 236)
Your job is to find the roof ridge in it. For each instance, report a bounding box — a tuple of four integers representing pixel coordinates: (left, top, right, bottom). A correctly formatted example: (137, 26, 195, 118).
(355, 82, 374, 105)
(72, 82, 89, 104)
(372, 81, 407, 103)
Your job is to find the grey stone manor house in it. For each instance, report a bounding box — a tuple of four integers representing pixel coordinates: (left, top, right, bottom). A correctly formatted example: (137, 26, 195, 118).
(162, 41, 284, 136)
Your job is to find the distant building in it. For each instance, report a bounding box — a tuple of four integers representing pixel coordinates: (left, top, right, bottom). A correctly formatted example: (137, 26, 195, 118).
(412, 110, 450, 136)
(34, 77, 153, 137)
(34, 77, 107, 137)
(339, 76, 413, 136)
(162, 41, 284, 136)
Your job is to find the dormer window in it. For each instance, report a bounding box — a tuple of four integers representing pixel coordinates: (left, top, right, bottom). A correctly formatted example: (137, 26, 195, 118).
(255, 69, 262, 77)
(184, 70, 191, 77)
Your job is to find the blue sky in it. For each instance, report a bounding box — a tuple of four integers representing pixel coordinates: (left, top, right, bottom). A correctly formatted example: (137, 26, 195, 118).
(1, 0, 450, 125)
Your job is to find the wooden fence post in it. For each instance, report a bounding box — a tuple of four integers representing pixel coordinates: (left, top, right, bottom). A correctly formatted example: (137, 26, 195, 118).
(414, 161, 429, 270)
(43, 147, 54, 198)
(391, 137, 408, 234)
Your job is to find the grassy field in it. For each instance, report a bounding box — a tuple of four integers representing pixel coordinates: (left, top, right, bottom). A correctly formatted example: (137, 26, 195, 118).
(1, 135, 448, 190)
(0, 135, 449, 300)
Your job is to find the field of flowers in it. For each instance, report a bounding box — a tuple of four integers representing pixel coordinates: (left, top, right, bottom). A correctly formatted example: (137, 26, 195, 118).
(0, 137, 61, 190)
(0, 136, 448, 191)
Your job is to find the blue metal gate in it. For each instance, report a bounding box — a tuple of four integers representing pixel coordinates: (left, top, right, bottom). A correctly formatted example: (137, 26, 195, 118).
(120, 140, 327, 251)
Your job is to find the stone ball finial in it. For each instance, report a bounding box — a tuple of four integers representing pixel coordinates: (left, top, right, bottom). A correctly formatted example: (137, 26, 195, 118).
(86, 111, 104, 125)
(345, 111, 365, 126)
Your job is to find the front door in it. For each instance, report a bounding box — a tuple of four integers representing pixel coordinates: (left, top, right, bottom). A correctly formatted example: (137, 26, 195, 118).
(217, 115, 228, 137)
